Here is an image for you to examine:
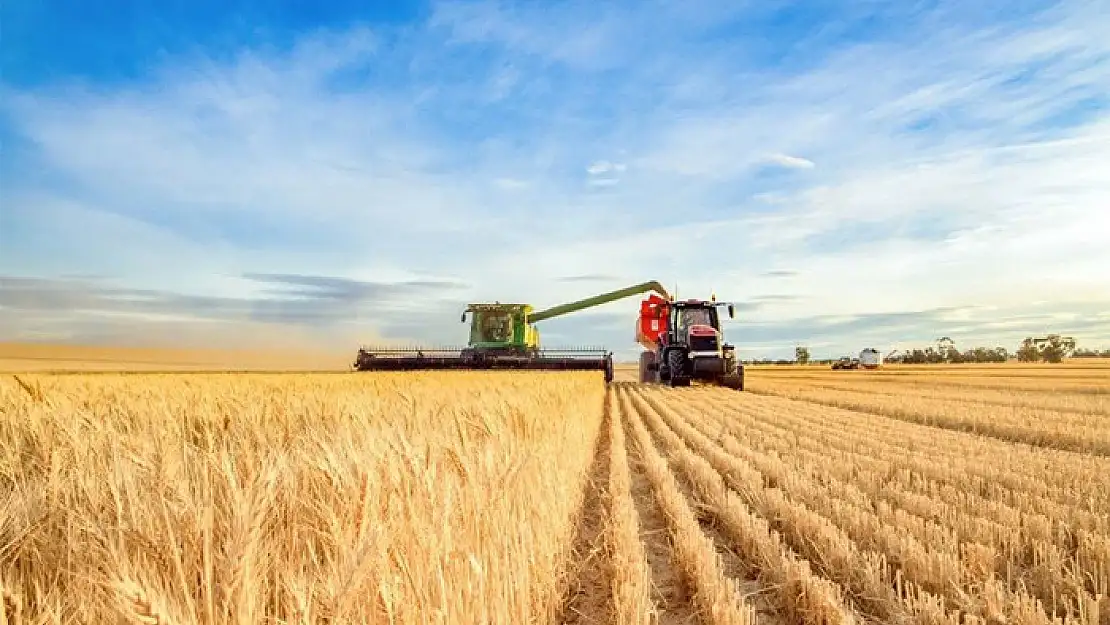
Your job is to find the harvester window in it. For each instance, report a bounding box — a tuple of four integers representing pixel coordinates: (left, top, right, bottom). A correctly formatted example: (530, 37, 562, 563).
(480, 313, 512, 342)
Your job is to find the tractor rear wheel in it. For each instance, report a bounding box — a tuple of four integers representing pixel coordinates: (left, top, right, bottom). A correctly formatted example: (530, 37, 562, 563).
(638, 351, 658, 384)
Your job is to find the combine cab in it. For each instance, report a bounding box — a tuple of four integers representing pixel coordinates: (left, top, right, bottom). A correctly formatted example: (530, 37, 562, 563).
(635, 294, 745, 390)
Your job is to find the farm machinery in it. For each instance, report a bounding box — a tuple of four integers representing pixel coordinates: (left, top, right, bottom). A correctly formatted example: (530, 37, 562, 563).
(352, 281, 673, 383)
(831, 348, 883, 370)
(635, 292, 746, 390)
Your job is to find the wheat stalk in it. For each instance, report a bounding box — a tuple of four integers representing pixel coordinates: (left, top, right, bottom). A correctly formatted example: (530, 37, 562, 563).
(113, 579, 176, 625)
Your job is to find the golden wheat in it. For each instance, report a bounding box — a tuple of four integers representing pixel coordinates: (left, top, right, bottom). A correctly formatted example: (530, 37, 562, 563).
(749, 380, 1110, 454)
(605, 389, 656, 625)
(3, 361, 1107, 625)
(686, 390, 1108, 607)
(0, 371, 605, 624)
(623, 386, 857, 625)
(617, 388, 756, 625)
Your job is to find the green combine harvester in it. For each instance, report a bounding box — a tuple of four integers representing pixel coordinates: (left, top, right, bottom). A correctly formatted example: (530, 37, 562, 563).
(352, 281, 671, 383)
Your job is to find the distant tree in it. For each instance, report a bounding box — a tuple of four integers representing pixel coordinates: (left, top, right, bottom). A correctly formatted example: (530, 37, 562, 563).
(922, 346, 943, 364)
(1016, 335, 1076, 363)
(1039, 334, 1076, 363)
(1016, 338, 1040, 362)
(900, 348, 928, 364)
(936, 337, 962, 363)
(960, 346, 1008, 363)
(795, 346, 811, 365)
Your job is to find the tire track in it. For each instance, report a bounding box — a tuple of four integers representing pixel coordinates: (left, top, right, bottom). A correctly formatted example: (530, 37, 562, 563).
(560, 388, 615, 625)
(625, 420, 701, 624)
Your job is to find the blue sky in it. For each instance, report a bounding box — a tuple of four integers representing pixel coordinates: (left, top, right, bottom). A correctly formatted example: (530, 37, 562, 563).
(2, 0, 1109, 360)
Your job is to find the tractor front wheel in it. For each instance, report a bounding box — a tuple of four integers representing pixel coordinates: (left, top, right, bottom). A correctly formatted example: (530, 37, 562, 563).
(666, 349, 688, 387)
(719, 371, 744, 391)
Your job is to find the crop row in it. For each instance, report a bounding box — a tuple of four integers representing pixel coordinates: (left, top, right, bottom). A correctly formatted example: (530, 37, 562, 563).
(749, 380, 1110, 455)
(610, 382, 1104, 624)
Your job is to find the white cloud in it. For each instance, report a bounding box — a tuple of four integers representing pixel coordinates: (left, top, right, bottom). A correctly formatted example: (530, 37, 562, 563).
(586, 177, 621, 188)
(3, 0, 1110, 358)
(587, 160, 627, 175)
(494, 177, 530, 190)
(585, 160, 626, 186)
(765, 153, 815, 169)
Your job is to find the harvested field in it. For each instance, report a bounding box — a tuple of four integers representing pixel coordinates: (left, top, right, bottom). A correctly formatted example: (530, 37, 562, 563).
(2, 363, 1108, 624)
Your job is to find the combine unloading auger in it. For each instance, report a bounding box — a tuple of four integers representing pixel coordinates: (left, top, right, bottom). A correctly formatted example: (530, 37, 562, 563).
(353, 281, 671, 383)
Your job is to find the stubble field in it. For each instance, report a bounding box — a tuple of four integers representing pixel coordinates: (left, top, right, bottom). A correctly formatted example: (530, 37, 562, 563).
(1, 360, 1108, 624)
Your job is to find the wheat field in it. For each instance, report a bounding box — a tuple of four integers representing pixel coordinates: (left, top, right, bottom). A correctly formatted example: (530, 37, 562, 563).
(2, 360, 1109, 624)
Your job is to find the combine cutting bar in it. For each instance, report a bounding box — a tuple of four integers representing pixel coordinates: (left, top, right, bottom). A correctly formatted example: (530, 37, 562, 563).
(353, 346, 614, 382)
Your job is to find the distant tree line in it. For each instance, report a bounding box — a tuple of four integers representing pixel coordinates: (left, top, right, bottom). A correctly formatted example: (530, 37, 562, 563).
(743, 358, 800, 365)
(887, 337, 1009, 364)
(1072, 348, 1110, 358)
(767, 334, 1106, 366)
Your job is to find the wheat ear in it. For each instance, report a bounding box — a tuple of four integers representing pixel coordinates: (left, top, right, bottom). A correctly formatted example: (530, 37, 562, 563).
(113, 579, 176, 625)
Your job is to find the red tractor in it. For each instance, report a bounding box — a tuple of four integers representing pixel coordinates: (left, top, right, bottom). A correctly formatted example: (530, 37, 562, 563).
(635, 294, 744, 390)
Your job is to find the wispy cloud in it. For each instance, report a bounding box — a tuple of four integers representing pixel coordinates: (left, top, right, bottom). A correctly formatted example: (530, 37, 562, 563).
(2, 0, 1108, 358)
(586, 160, 627, 175)
(765, 154, 815, 169)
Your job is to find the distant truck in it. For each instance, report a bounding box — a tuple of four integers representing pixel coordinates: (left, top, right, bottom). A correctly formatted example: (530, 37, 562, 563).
(859, 347, 883, 369)
(832, 348, 883, 370)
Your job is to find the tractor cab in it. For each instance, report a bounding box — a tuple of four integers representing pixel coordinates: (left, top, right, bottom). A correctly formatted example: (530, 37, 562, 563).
(667, 300, 736, 349)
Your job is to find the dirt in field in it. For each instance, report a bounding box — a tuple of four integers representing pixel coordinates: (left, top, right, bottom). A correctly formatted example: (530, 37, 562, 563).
(625, 434, 701, 624)
(560, 394, 615, 625)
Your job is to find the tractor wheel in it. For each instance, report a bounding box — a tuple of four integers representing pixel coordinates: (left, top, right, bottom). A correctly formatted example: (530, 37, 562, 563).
(639, 351, 658, 384)
(665, 349, 688, 387)
(719, 367, 744, 391)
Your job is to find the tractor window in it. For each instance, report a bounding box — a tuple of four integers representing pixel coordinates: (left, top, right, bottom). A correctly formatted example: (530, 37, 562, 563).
(677, 308, 713, 334)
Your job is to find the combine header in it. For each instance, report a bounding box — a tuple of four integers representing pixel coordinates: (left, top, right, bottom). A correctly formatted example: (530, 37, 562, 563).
(353, 281, 672, 383)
